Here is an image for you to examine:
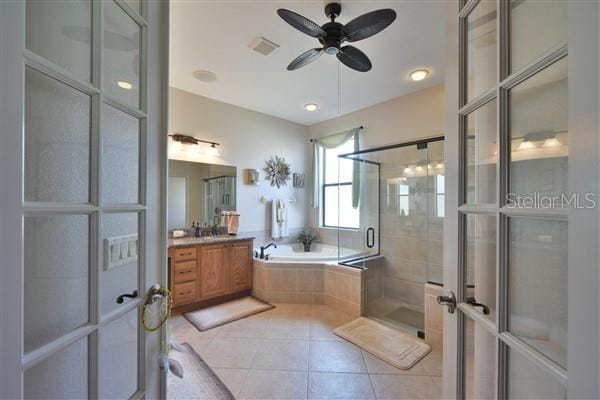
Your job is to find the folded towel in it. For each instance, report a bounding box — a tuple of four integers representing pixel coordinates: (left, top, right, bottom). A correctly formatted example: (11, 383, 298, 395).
(271, 199, 289, 239)
(276, 199, 286, 222)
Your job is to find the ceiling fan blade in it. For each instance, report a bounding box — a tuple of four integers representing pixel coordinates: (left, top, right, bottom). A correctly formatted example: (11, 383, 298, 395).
(287, 48, 324, 71)
(277, 9, 327, 39)
(337, 45, 372, 72)
(342, 9, 397, 42)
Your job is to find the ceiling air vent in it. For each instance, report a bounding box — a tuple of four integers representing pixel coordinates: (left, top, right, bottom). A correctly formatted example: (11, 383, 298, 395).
(248, 37, 280, 56)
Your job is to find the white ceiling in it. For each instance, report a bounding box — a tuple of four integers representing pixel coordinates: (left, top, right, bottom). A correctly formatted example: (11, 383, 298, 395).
(170, 1, 445, 126)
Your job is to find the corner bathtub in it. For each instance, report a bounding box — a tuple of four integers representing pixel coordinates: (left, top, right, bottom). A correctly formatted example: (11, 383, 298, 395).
(254, 243, 360, 263)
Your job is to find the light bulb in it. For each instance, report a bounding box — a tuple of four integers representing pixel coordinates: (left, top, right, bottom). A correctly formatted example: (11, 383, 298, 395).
(304, 103, 319, 111)
(436, 162, 444, 169)
(409, 69, 430, 81)
(403, 166, 413, 175)
(415, 165, 424, 172)
(117, 80, 133, 90)
(517, 140, 536, 150)
(171, 140, 183, 152)
(542, 138, 561, 148)
(207, 144, 220, 157)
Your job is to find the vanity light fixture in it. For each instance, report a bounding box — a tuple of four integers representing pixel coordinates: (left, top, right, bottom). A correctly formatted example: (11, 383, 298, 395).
(409, 69, 430, 81)
(117, 80, 133, 90)
(169, 133, 220, 155)
(304, 103, 319, 111)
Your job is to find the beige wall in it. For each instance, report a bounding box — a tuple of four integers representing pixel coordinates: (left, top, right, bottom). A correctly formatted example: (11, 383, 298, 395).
(307, 84, 444, 149)
(169, 87, 309, 241)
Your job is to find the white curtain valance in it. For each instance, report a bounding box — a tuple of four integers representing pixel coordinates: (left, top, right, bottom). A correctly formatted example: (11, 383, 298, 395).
(311, 127, 362, 209)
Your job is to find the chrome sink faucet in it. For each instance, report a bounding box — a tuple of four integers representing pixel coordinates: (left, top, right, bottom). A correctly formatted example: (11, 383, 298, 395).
(259, 242, 277, 259)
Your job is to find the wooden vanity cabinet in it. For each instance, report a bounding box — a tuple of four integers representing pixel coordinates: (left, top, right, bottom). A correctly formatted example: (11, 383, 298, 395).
(169, 239, 254, 308)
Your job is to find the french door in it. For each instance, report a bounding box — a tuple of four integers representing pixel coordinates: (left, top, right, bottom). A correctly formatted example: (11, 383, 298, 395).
(0, 1, 168, 398)
(442, 0, 599, 399)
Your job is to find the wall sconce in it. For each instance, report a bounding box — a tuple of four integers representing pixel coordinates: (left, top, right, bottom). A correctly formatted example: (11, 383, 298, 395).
(169, 133, 220, 156)
(244, 169, 260, 185)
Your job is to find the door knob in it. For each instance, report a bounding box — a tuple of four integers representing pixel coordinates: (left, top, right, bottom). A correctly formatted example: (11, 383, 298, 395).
(437, 290, 456, 314)
(466, 297, 490, 315)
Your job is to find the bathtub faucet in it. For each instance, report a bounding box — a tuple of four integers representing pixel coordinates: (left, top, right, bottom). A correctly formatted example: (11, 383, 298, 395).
(259, 243, 277, 259)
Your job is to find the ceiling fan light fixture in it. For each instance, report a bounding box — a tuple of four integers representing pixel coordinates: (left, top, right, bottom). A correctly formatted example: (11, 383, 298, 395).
(409, 69, 430, 81)
(304, 103, 319, 111)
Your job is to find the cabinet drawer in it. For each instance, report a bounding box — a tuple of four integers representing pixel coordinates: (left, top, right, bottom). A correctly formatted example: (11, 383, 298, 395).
(173, 282, 196, 304)
(173, 267, 196, 284)
(173, 247, 196, 262)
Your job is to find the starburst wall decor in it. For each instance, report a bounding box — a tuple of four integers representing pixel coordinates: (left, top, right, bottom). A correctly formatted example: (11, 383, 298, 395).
(264, 156, 291, 188)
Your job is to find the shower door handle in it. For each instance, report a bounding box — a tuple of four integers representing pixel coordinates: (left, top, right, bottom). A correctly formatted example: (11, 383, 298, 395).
(366, 227, 375, 248)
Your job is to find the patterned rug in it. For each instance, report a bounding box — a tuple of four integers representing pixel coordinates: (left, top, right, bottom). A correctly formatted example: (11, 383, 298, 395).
(167, 343, 234, 400)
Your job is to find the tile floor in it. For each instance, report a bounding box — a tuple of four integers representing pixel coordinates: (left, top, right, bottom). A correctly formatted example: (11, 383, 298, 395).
(170, 303, 443, 400)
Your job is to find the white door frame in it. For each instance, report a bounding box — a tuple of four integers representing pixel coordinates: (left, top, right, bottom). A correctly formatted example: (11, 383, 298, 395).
(0, 0, 169, 398)
(442, 1, 599, 398)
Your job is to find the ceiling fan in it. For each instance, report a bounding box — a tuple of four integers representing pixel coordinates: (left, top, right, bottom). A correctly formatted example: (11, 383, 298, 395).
(277, 3, 396, 72)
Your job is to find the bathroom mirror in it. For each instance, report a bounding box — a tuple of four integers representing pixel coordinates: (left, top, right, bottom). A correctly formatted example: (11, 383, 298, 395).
(168, 160, 237, 230)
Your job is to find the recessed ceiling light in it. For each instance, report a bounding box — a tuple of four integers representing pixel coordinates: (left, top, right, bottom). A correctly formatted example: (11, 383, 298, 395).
(117, 80, 133, 90)
(304, 103, 319, 111)
(193, 70, 218, 83)
(409, 69, 430, 82)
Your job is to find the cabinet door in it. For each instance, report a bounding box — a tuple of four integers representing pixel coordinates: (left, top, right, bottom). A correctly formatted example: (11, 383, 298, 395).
(230, 241, 253, 292)
(199, 244, 228, 299)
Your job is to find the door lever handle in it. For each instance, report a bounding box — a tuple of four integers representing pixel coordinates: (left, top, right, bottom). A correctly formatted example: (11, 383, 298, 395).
(466, 297, 490, 315)
(116, 290, 138, 304)
(436, 290, 456, 314)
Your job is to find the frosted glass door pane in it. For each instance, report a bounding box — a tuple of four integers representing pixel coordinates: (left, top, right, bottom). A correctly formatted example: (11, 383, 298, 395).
(467, 0, 497, 102)
(508, 218, 567, 367)
(102, 104, 140, 204)
(464, 318, 496, 400)
(510, 0, 567, 72)
(25, 67, 91, 203)
(508, 349, 566, 399)
(102, 213, 139, 315)
(26, 0, 92, 81)
(466, 99, 497, 205)
(466, 215, 496, 321)
(99, 309, 138, 399)
(509, 58, 567, 207)
(24, 215, 89, 353)
(25, 336, 88, 400)
(103, 0, 141, 108)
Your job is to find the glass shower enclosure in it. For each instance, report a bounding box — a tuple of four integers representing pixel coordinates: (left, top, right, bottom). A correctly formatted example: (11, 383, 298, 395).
(337, 137, 444, 336)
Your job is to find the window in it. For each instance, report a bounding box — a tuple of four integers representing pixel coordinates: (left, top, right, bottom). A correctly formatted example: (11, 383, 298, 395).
(322, 138, 359, 229)
(436, 174, 445, 217)
(399, 183, 410, 216)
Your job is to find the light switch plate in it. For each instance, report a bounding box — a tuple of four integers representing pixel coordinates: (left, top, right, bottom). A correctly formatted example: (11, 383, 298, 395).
(104, 234, 138, 271)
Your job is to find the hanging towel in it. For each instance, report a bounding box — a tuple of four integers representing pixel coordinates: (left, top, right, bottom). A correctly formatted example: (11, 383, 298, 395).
(271, 199, 288, 239)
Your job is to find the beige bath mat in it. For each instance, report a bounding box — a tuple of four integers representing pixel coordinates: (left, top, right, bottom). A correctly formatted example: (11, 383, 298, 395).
(167, 343, 234, 400)
(333, 317, 431, 370)
(184, 296, 274, 331)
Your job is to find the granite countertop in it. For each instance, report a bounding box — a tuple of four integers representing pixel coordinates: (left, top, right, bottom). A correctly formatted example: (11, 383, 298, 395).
(168, 235, 255, 248)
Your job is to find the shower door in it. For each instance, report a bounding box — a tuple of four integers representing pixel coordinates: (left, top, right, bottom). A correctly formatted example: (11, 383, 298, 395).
(336, 154, 380, 264)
